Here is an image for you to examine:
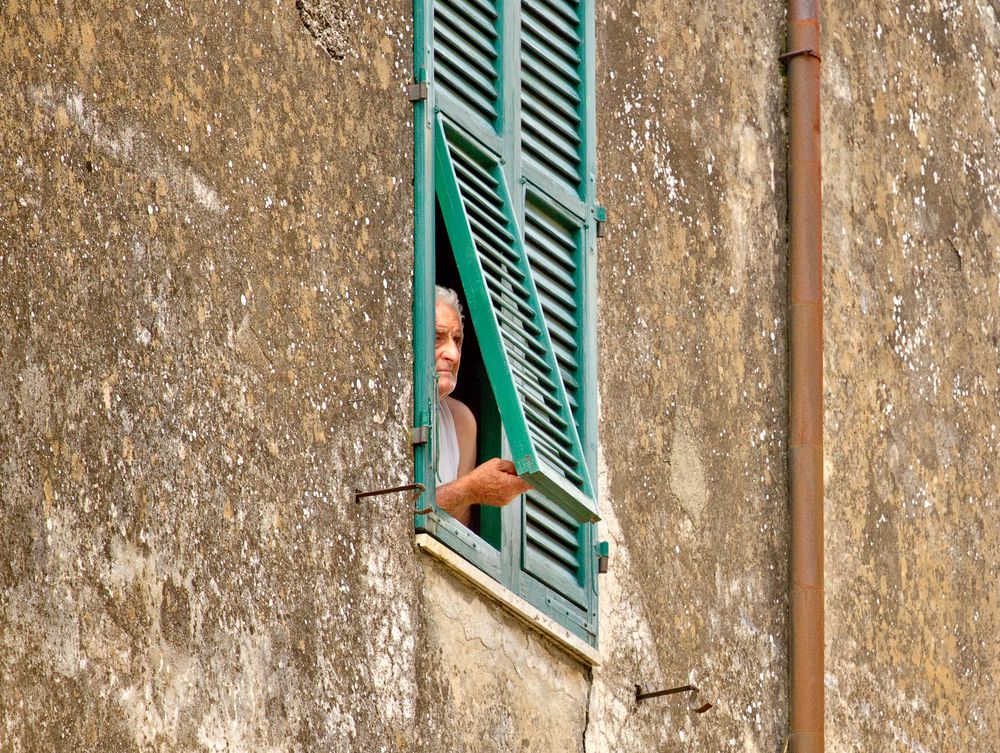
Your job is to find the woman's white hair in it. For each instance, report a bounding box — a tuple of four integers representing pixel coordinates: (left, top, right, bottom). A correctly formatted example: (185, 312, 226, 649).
(435, 285, 464, 321)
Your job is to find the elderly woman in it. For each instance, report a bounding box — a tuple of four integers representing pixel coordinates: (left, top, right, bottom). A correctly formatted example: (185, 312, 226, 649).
(434, 286, 531, 526)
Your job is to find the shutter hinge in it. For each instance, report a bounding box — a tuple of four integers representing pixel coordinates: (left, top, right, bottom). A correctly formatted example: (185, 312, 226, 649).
(596, 540, 610, 574)
(595, 206, 608, 238)
(407, 82, 428, 102)
(410, 425, 431, 445)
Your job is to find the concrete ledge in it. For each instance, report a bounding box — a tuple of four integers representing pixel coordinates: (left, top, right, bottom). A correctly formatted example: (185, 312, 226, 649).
(414, 533, 601, 667)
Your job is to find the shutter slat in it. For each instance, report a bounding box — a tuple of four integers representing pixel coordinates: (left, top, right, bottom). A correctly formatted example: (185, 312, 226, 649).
(534, 279, 577, 332)
(452, 151, 501, 192)
(525, 517, 579, 570)
(513, 372, 566, 427)
(529, 429, 584, 484)
(434, 13, 498, 72)
(462, 184, 512, 230)
(505, 347, 559, 394)
(495, 305, 542, 339)
(522, 30, 581, 86)
(499, 294, 544, 334)
(523, 0, 581, 45)
(527, 0, 581, 33)
(435, 42, 499, 102)
(522, 109, 582, 171)
(526, 495, 579, 546)
(522, 67, 581, 113)
(552, 342, 580, 380)
(524, 226, 576, 278)
(522, 491, 587, 609)
(462, 192, 514, 245)
(522, 124, 581, 183)
(523, 93, 583, 147)
(523, 196, 584, 442)
(502, 331, 554, 375)
(522, 25, 581, 77)
(467, 211, 516, 251)
(538, 310, 576, 352)
(462, 0, 500, 22)
(435, 0, 501, 126)
(479, 249, 527, 285)
(522, 389, 569, 432)
(520, 0, 584, 193)
(437, 0, 499, 41)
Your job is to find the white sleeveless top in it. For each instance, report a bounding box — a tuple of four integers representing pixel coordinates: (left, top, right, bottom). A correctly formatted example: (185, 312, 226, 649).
(436, 399, 461, 486)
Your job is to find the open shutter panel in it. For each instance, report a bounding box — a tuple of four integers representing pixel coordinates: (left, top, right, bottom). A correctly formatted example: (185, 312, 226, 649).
(520, 0, 585, 196)
(434, 115, 598, 524)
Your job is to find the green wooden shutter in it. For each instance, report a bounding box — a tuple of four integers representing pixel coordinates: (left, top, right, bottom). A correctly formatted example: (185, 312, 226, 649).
(520, 0, 585, 198)
(433, 0, 502, 131)
(421, 0, 598, 644)
(434, 116, 597, 523)
(518, 191, 593, 617)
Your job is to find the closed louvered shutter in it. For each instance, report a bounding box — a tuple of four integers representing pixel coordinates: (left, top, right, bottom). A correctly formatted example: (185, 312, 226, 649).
(519, 193, 591, 605)
(517, 0, 593, 618)
(433, 0, 501, 131)
(520, 0, 585, 197)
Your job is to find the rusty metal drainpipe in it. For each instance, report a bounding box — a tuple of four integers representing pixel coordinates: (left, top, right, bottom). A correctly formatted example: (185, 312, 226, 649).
(784, 1, 824, 753)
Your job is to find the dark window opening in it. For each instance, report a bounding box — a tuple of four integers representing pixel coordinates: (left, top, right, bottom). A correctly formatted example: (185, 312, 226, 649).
(435, 200, 504, 549)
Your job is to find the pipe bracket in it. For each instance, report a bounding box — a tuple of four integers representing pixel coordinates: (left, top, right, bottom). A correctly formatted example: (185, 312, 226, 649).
(779, 48, 822, 63)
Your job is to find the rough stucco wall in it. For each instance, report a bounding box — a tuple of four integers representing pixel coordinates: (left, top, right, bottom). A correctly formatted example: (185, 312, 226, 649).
(417, 560, 589, 752)
(0, 1, 422, 750)
(3, 0, 998, 752)
(588, 1, 790, 751)
(822, 1, 1000, 750)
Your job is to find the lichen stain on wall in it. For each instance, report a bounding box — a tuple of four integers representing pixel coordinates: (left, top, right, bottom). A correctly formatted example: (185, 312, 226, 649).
(2, 0, 422, 750)
(823, 1, 999, 750)
(593, 1, 790, 751)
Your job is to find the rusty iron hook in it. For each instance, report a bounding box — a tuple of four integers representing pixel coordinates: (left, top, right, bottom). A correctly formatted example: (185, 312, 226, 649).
(354, 482, 430, 514)
(635, 684, 713, 714)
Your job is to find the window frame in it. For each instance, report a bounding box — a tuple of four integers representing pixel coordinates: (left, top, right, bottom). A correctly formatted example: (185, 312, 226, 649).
(412, 0, 600, 648)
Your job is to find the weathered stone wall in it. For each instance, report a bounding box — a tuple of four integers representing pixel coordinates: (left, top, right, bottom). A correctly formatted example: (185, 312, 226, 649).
(2, 0, 997, 752)
(589, 1, 792, 750)
(822, 2, 999, 750)
(1, 1, 423, 750)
